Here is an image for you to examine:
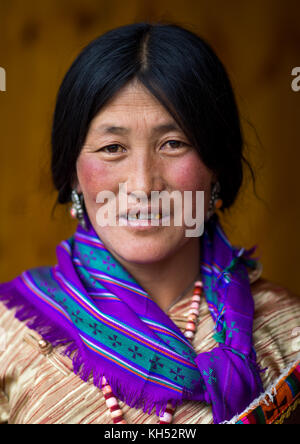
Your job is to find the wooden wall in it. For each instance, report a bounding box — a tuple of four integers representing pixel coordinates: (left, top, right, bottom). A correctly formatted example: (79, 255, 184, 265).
(0, 0, 299, 295)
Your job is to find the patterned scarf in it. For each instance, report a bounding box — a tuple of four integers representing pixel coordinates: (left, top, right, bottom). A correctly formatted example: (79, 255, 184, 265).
(0, 213, 263, 423)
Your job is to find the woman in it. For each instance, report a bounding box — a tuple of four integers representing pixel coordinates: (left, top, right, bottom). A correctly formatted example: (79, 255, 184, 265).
(0, 22, 299, 425)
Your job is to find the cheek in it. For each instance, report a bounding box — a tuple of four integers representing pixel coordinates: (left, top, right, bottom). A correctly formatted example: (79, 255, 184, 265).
(76, 156, 116, 197)
(166, 154, 213, 217)
(167, 154, 212, 192)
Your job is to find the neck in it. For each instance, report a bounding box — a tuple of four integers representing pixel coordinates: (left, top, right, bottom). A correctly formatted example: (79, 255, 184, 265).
(113, 239, 201, 312)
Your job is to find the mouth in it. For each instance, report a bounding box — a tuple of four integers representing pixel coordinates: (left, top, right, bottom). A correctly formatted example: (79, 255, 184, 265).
(118, 208, 171, 228)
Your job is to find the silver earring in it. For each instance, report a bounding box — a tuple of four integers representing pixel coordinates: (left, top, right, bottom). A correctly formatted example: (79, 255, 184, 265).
(70, 190, 87, 230)
(206, 181, 222, 221)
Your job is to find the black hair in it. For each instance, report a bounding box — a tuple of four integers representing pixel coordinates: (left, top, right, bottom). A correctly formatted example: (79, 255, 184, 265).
(51, 21, 254, 210)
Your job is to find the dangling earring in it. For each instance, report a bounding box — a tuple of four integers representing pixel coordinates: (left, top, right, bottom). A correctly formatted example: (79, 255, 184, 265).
(206, 181, 223, 221)
(70, 190, 87, 230)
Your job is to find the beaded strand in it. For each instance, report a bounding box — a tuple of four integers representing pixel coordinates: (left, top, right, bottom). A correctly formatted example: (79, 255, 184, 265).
(183, 280, 203, 341)
(100, 280, 203, 424)
(101, 376, 127, 424)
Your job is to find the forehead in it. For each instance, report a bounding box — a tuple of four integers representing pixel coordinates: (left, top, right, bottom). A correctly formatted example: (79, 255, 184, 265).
(89, 81, 178, 131)
(104, 81, 165, 111)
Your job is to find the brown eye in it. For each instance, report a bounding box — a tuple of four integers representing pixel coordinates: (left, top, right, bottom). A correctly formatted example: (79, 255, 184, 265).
(168, 141, 182, 148)
(162, 140, 186, 150)
(98, 144, 125, 154)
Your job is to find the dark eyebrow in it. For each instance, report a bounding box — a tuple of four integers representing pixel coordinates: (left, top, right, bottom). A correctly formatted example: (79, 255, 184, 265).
(94, 122, 181, 135)
(151, 123, 181, 135)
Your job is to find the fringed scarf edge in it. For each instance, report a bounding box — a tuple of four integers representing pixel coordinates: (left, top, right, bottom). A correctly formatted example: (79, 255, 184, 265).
(0, 283, 190, 417)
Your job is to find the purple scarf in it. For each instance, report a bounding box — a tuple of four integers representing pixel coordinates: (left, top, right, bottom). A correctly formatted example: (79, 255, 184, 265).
(0, 213, 263, 423)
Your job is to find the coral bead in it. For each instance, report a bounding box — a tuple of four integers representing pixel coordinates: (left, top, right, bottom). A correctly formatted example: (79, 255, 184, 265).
(103, 385, 112, 395)
(70, 208, 77, 218)
(186, 322, 196, 332)
(215, 199, 223, 209)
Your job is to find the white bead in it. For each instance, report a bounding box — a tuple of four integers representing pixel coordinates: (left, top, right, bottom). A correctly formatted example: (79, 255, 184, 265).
(188, 308, 199, 315)
(195, 281, 203, 287)
(184, 330, 194, 339)
(160, 412, 173, 423)
(111, 409, 123, 418)
(106, 397, 118, 408)
(192, 295, 201, 302)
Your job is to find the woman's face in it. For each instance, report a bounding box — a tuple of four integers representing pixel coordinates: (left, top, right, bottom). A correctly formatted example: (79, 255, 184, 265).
(76, 81, 214, 265)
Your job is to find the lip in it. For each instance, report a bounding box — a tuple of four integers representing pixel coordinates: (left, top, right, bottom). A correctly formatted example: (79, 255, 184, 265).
(119, 206, 161, 219)
(118, 214, 171, 230)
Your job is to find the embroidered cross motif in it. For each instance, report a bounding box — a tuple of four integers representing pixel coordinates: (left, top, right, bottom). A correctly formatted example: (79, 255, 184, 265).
(43, 281, 57, 296)
(170, 367, 185, 381)
(128, 346, 142, 359)
(72, 310, 83, 324)
(149, 356, 164, 370)
(228, 321, 239, 338)
(182, 348, 194, 362)
(108, 335, 121, 347)
(84, 250, 97, 265)
(89, 323, 102, 336)
(203, 368, 217, 385)
(209, 352, 221, 364)
(102, 256, 116, 271)
(57, 297, 68, 310)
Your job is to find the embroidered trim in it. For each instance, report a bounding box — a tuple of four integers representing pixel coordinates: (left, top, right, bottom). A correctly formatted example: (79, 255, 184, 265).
(223, 357, 300, 424)
(274, 397, 300, 424)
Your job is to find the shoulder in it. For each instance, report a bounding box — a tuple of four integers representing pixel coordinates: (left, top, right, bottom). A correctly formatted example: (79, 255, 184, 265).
(247, 261, 300, 315)
(251, 276, 300, 365)
(0, 280, 28, 353)
(251, 276, 300, 320)
(226, 268, 300, 424)
(250, 273, 300, 398)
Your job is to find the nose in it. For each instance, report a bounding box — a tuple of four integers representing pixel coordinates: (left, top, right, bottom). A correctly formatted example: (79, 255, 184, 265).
(126, 152, 164, 199)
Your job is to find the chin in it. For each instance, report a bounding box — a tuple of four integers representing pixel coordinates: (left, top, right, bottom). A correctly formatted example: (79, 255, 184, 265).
(102, 234, 181, 266)
(116, 249, 170, 265)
